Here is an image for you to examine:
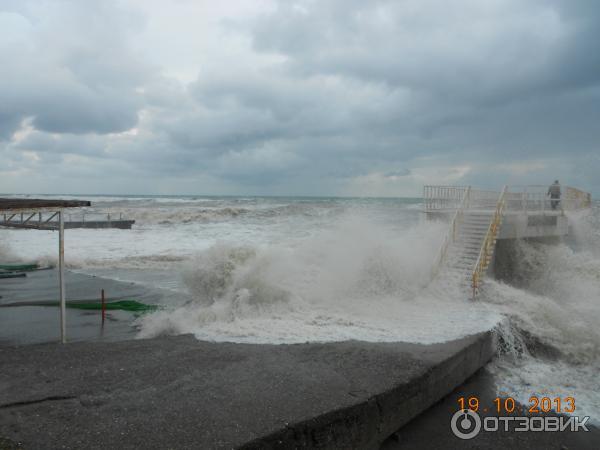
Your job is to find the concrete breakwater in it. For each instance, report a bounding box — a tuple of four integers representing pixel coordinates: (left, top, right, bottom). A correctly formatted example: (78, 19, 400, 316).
(0, 332, 494, 449)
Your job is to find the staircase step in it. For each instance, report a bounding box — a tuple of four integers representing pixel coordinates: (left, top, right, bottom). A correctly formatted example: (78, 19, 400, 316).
(461, 248, 482, 253)
(463, 223, 490, 227)
(462, 218, 490, 222)
(456, 256, 477, 263)
(458, 233, 490, 240)
(460, 227, 489, 233)
(457, 237, 485, 243)
(456, 237, 485, 243)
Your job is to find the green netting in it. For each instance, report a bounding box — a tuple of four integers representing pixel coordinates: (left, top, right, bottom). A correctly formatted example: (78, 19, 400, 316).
(12, 299, 161, 312)
(0, 299, 159, 312)
(66, 300, 158, 312)
(0, 263, 39, 271)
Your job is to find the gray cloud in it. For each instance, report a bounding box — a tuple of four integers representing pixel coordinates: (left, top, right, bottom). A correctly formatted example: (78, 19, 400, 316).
(0, 0, 148, 138)
(1, 0, 599, 195)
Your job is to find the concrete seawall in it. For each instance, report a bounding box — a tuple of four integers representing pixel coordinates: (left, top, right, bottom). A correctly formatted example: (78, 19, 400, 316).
(0, 332, 495, 449)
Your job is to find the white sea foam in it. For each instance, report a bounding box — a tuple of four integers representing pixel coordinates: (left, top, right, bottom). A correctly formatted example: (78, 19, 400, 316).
(480, 211, 600, 420)
(136, 215, 502, 343)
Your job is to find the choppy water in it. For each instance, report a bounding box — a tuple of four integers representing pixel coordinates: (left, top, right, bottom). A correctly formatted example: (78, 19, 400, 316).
(1, 195, 599, 420)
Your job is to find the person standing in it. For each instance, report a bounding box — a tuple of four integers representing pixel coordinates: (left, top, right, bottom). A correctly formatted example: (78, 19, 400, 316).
(548, 180, 561, 210)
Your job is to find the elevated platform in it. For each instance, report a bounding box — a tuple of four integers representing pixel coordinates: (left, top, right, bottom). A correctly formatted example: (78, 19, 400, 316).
(1, 204, 134, 230)
(0, 219, 135, 230)
(425, 185, 591, 297)
(0, 198, 90, 211)
(426, 209, 568, 240)
(499, 210, 568, 239)
(0, 332, 494, 449)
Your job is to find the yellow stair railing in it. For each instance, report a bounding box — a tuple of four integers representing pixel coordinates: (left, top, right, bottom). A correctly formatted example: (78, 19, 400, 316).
(471, 185, 507, 299)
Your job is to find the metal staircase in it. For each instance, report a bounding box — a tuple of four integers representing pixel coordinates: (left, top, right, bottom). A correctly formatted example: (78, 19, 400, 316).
(470, 186, 507, 297)
(428, 186, 507, 299)
(446, 211, 495, 285)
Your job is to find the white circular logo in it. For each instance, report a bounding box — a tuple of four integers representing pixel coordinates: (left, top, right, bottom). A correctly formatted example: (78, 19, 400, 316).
(450, 409, 481, 440)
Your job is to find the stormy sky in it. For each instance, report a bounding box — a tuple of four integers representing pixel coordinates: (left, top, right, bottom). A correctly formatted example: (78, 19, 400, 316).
(1, 0, 599, 196)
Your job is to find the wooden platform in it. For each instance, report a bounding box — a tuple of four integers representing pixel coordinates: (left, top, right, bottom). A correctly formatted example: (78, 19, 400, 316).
(0, 198, 91, 211)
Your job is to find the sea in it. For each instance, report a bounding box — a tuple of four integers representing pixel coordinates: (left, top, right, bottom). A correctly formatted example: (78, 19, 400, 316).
(1, 194, 599, 421)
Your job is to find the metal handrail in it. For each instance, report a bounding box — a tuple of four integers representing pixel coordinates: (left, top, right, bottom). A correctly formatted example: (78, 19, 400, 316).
(430, 186, 471, 278)
(471, 185, 507, 299)
(426, 185, 591, 214)
(423, 185, 470, 211)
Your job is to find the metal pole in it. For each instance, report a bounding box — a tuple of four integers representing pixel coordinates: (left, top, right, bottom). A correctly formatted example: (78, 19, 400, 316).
(101, 289, 106, 324)
(59, 210, 66, 344)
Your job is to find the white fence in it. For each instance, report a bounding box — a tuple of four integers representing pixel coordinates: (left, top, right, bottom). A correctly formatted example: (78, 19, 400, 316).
(424, 185, 591, 213)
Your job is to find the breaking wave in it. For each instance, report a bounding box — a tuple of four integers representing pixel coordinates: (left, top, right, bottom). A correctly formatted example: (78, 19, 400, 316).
(76, 197, 350, 226)
(483, 208, 600, 419)
(95, 207, 252, 226)
(137, 215, 500, 343)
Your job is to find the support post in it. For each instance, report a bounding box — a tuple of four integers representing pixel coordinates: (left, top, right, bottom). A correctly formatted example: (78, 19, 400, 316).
(101, 289, 106, 324)
(59, 210, 66, 344)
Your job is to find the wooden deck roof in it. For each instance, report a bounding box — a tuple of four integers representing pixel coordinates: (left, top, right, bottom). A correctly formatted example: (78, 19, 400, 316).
(0, 198, 91, 211)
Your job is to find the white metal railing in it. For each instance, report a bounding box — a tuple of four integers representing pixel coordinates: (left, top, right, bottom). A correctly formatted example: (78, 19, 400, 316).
(65, 212, 124, 222)
(424, 186, 504, 211)
(505, 185, 591, 212)
(425, 185, 591, 214)
(1, 212, 125, 224)
(430, 186, 471, 278)
(423, 186, 470, 211)
(471, 186, 507, 299)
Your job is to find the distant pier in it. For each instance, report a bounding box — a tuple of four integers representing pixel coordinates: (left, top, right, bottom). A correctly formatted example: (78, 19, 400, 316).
(1, 211, 135, 230)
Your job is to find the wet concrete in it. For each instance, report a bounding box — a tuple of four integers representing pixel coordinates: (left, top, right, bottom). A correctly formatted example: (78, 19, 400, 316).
(0, 332, 494, 449)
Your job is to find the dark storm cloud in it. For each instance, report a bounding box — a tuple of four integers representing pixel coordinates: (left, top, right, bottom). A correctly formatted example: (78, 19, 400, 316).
(243, 0, 600, 193)
(251, 0, 600, 100)
(1, 0, 600, 195)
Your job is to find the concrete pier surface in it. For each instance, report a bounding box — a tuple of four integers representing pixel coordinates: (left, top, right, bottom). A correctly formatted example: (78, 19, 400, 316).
(0, 332, 494, 449)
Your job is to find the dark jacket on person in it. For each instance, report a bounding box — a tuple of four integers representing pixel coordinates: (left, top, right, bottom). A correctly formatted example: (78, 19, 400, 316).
(548, 183, 561, 198)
